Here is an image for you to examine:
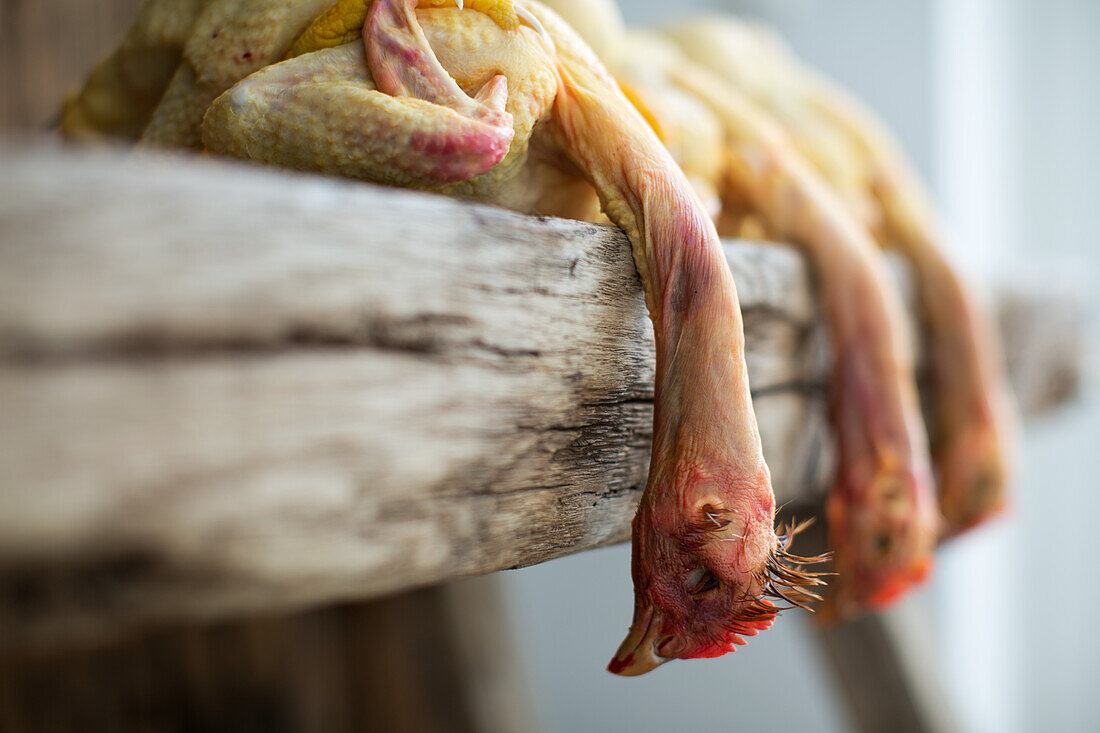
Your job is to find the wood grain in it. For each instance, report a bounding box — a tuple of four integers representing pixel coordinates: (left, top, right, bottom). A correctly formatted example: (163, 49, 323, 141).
(0, 143, 1081, 649)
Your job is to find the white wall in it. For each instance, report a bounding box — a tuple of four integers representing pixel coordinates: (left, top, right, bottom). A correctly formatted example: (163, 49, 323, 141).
(928, 2, 1021, 731)
(1008, 2, 1100, 731)
(928, 2, 1100, 731)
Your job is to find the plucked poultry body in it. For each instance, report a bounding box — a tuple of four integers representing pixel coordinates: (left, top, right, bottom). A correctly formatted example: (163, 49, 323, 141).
(62, 0, 823, 675)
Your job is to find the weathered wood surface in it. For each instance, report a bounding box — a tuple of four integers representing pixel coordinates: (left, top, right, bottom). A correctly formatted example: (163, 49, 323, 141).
(0, 143, 1081, 649)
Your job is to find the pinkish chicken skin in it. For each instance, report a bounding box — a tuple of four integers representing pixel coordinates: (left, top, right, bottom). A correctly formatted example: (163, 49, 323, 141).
(806, 88, 1016, 536)
(365, 0, 516, 180)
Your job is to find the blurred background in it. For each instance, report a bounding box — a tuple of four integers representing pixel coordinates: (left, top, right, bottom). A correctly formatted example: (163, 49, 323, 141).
(1, 1, 1097, 732)
(498, 1, 1100, 732)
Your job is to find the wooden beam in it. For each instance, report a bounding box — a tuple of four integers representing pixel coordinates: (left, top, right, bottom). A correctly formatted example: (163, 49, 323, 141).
(0, 143, 1081, 649)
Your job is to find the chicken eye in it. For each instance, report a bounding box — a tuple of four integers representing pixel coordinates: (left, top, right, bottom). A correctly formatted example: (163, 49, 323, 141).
(685, 566, 720, 598)
(685, 566, 706, 589)
(973, 467, 997, 503)
(873, 531, 894, 557)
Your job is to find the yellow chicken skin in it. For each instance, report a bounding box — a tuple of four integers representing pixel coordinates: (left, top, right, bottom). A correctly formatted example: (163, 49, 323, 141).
(63, 0, 825, 676)
(62, 0, 340, 147)
(612, 32, 726, 221)
(664, 17, 1016, 538)
(540, 0, 938, 620)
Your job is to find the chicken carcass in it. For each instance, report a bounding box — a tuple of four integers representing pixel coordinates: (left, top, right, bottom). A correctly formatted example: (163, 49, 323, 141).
(62, 0, 825, 675)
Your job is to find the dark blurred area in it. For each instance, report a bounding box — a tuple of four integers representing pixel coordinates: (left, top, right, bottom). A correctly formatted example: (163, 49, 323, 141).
(0, 0, 142, 130)
(0, 579, 531, 733)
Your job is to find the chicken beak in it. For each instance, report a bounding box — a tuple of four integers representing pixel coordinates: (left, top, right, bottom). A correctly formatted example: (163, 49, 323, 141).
(607, 606, 670, 676)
